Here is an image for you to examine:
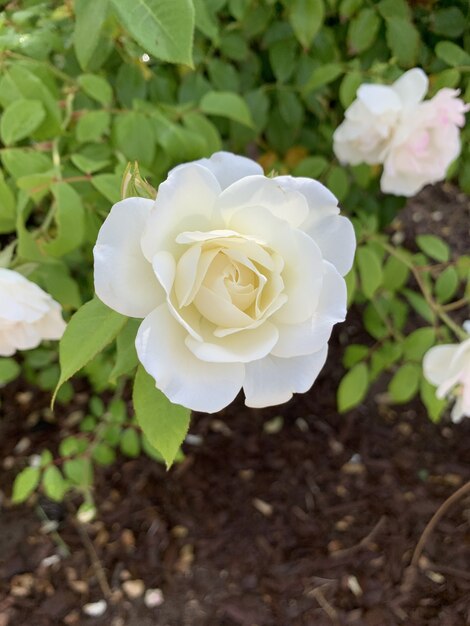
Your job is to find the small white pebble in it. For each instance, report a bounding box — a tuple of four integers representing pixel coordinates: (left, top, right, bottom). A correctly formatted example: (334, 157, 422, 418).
(14, 437, 31, 454)
(40, 554, 61, 568)
(144, 588, 164, 608)
(122, 579, 145, 599)
(83, 600, 107, 617)
(185, 434, 203, 446)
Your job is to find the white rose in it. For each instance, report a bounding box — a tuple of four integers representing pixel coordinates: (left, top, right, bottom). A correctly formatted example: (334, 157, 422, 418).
(381, 88, 470, 196)
(333, 68, 428, 166)
(423, 324, 470, 423)
(94, 152, 356, 413)
(0, 268, 66, 357)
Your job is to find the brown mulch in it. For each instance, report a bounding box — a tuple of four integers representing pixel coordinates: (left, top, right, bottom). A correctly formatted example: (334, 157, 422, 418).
(0, 184, 469, 626)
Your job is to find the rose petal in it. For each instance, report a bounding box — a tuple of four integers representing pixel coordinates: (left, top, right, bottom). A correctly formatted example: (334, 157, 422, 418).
(229, 207, 324, 324)
(423, 344, 459, 387)
(218, 175, 310, 227)
(171, 151, 263, 191)
(135, 305, 244, 413)
(243, 345, 328, 408)
(185, 320, 279, 363)
(272, 262, 346, 358)
(305, 214, 356, 276)
(357, 84, 402, 115)
(94, 198, 163, 318)
(392, 68, 428, 108)
(141, 164, 222, 260)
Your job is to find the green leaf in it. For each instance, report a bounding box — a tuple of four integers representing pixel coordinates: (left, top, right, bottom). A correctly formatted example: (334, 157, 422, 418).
(347, 8, 381, 54)
(385, 18, 420, 67)
(42, 466, 68, 501)
(0, 100, 46, 146)
(92, 443, 116, 466)
(403, 328, 435, 362)
(269, 39, 297, 84)
(416, 234, 450, 263)
(74, 0, 109, 70)
(389, 362, 420, 403)
(420, 378, 447, 423)
(6, 66, 61, 139)
(76, 110, 110, 143)
(403, 289, 434, 323)
(120, 428, 141, 458)
(337, 362, 369, 412)
(288, 0, 324, 50)
(303, 63, 344, 93)
(1, 148, 52, 181)
(113, 112, 156, 167)
(343, 344, 369, 368)
(92, 173, 122, 204)
(64, 458, 93, 487)
(110, 0, 195, 66)
(0, 358, 20, 384)
(53, 298, 127, 404)
(293, 156, 328, 178)
(0, 170, 16, 233)
(339, 0, 363, 20)
(435, 266, 459, 304)
(109, 318, 140, 382)
(435, 41, 470, 68)
(200, 91, 254, 127)
(431, 8, 465, 39)
(356, 246, 383, 298)
(42, 183, 85, 257)
(133, 365, 191, 468)
(183, 112, 222, 155)
(382, 254, 410, 291)
(326, 166, 349, 202)
(193, 0, 219, 42)
(77, 74, 113, 106)
(339, 71, 363, 108)
(12, 467, 40, 503)
(377, 0, 410, 20)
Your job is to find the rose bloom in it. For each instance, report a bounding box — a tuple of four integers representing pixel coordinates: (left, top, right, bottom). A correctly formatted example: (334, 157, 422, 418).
(0, 268, 66, 356)
(381, 88, 469, 196)
(94, 152, 356, 412)
(423, 324, 470, 423)
(333, 68, 428, 166)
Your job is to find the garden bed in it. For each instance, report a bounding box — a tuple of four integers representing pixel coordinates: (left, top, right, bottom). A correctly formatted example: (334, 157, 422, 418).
(0, 187, 469, 626)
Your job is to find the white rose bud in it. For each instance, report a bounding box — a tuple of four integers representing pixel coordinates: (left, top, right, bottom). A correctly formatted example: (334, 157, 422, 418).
(0, 268, 66, 357)
(94, 152, 356, 412)
(423, 323, 470, 423)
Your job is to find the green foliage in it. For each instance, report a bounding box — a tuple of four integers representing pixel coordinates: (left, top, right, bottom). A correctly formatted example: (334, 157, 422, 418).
(133, 366, 191, 468)
(53, 298, 127, 403)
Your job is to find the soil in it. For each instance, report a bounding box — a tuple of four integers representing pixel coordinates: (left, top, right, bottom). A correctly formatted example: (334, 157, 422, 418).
(0, 184, 469, 626)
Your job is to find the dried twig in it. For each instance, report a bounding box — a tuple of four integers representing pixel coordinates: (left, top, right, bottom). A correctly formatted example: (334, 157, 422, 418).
(332, 515, 387, 559)
(72, 518, 112, 599)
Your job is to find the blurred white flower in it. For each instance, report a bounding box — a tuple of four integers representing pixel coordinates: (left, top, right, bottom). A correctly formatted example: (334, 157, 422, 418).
(333, 68, 428, 166)
(333, 68, 469, 197)
(423, 323, 470, 422)
(94, 151, 356, 413)
(382, 88, 469, 196)
(0, 268, 66, 357)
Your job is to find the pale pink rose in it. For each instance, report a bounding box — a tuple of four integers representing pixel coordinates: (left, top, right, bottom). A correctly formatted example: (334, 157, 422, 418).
(381, 88, 470, 196)
(423, 323, 470, 423)
(333, 69, 428, 166)
(0, 268, 66, 356)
